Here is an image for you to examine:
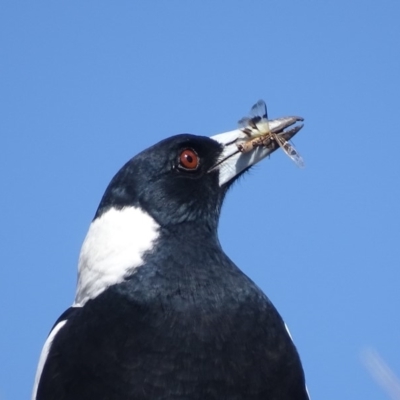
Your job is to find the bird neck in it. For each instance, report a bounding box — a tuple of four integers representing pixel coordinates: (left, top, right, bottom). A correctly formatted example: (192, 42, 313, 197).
(74, 206, 160, 307)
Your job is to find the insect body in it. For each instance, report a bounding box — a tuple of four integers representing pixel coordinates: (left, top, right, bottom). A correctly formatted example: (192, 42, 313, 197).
(237, 100, 305, 168)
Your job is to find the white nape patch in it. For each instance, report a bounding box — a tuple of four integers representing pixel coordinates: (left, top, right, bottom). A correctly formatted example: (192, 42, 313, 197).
(32, 320, 67, 400)
(74, 206, 160, 306)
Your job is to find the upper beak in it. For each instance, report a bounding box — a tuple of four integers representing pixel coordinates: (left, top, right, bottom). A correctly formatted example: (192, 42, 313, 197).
(210, 116, 304, 186)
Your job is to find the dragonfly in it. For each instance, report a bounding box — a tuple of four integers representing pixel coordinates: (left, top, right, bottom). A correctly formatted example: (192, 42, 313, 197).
(237, 100, 305, 168)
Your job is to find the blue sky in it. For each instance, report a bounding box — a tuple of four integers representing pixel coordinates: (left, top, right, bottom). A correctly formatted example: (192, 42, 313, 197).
(1, 2, 400, 399)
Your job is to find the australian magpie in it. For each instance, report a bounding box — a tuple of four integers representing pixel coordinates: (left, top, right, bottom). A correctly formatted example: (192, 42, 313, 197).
(32, 106, 309, 400)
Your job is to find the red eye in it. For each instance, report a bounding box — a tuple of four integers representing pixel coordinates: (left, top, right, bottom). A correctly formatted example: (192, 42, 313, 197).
(179, 149, 199, 170)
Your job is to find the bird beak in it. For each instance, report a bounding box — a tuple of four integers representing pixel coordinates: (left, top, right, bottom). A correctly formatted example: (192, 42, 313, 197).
(210, 116, 304, 186)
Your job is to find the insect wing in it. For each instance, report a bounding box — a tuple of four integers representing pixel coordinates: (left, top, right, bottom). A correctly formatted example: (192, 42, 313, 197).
(249, 100, 268, 120)
(238, 116, 252, 130)
(237, 99, 271, 146)
(249, 100, 271, 135)
(275, 134, 305, 168)
(238, 100, 268, 131)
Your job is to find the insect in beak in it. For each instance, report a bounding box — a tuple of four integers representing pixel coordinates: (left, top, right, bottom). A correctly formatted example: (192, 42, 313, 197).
(237, 100, 305, 168)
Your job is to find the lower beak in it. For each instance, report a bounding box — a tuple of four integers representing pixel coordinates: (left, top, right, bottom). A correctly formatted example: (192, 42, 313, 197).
(210, 116, 304, 186)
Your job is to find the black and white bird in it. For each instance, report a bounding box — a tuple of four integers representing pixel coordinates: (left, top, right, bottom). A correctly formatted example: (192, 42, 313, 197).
(33, 102, 309, 400)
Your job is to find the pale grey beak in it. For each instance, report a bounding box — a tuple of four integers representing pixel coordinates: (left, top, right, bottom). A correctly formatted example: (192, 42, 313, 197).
(210, 116, 304, 186)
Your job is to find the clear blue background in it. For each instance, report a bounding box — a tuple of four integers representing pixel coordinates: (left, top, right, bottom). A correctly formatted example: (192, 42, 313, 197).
(1, 2, 399, 399)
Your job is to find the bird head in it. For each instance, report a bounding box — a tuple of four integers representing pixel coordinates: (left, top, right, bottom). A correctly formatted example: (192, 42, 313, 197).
(95, 115, 303, 231)
(74, 113, 303, 306)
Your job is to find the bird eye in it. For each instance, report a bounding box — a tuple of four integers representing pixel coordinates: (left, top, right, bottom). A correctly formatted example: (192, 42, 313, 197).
(178, 149, 199, 170)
